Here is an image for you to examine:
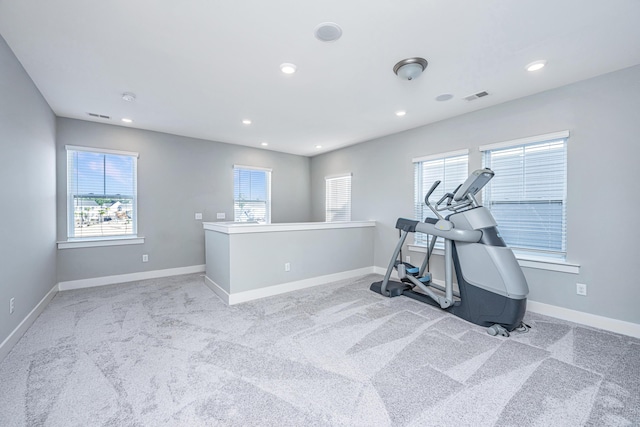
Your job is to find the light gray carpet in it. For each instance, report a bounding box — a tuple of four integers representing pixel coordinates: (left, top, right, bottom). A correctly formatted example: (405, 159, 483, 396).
(0, 273, 638, 426)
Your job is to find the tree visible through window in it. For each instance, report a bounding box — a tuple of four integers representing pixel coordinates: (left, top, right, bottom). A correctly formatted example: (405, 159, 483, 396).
(233, 166, 271, 223)
(66, 146, 138, 239)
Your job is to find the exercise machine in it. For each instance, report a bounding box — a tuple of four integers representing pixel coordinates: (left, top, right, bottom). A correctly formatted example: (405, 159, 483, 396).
(370, 169, 529, 336)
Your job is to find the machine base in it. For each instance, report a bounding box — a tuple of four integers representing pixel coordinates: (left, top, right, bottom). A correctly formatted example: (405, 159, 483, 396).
(370, 280, 412, 297)
(370, 280, 444, 309)
(370, 280, 527, 332)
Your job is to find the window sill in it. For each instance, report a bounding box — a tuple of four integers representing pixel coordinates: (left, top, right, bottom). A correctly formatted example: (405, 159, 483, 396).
(408, 244, 580, 274)
(409, 244, 445, 256)
(57, 236, 145, 249)
(515, 255, 579, 274)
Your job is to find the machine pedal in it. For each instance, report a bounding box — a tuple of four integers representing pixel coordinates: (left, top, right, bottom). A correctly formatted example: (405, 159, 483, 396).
(418, 274, 431, 283)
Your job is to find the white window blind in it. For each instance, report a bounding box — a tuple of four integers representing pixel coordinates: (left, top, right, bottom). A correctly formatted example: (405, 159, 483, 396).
(66, 146, 138, 239)
(481, 132, 568, 259)
(325, 174, 352, 222)
(233, 165, 271, 223)
(413, 150, 468, 246)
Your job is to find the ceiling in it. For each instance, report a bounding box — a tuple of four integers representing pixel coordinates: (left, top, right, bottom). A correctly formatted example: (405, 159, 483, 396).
(2, 1, 640, 157)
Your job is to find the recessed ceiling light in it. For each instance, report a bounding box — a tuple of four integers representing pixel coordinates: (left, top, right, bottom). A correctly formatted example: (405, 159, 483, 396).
(122, 92, 136, 102)
(280, 63, 297, 74)
(315, 145, 322, 149)
(395, 111, 406, 117)
(242, 119, 252, 125)
(121, 118, 133, 123)
(435, 93, 454, 102)
(261, 142, 268, 146)
(526, 60, 547, 72)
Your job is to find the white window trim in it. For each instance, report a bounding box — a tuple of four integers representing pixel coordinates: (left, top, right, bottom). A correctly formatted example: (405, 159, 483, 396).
(480, 131, 568, 260)
(412, 148, 469, 164)
(233, 165, 272, 224)
(233, 164, 272, 172)
(407, 244, 580, 274)
(58, 236, 145, 249)
(325, 173, 352, 222)
(65, 145, 139, 158)
(478, 130, 570, 152)
(64, 145, 140, 245)
(325, 172, 352, 180)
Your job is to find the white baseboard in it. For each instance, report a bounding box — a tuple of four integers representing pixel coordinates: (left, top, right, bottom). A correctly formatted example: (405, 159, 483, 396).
(0, 283, 58, 363)
(205, 267, 375, 305)
(373, 266, 398, 278)
(58, 264, 206, 291)
(526, 300, 640, 339)
(203, 276, 231, 305)
(373, 266, 640, 338)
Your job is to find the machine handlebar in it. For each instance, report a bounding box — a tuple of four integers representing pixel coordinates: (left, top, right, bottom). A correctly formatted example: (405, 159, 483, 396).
(437, 192, 454, 206)
(424, 169, 495, 217)
(424, 180, 441, 205)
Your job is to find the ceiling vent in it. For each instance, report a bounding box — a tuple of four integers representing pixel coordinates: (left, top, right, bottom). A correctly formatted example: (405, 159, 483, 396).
(87, 112, 111, 119)
(463, 91, 489, 102)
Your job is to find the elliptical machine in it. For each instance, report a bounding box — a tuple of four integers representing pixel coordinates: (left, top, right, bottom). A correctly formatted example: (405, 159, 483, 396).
(370, 169, 529, 337)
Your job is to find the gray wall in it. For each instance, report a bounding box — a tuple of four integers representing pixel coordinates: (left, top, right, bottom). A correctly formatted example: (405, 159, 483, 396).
(310, 65, 640, 325)
(229, 227, 374, 293)
(205, 231, 231, 293)
(56, 119, 311, 282)
(0, 35, 57, 343)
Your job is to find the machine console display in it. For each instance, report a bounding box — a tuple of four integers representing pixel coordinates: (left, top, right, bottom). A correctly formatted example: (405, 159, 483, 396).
(453, 168, 495, 201)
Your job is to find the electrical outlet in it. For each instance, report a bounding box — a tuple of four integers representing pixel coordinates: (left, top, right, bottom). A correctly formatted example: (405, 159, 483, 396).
(284, 262, 291, 272)
(406, 255, 411, 264)
(9, 298, 15, 314)
(576, 283, 587, 296)
(217, 212, 226, 219)
(195, 212, 203, 220)
(142, 254, 149, 263)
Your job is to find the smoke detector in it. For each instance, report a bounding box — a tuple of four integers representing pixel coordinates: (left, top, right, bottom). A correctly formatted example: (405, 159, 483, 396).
(314, 22, 343, 42)
(122, 92, 136, 102)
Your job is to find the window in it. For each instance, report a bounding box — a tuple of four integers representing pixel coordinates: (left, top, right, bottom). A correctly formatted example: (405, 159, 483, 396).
(233, 165, 271, 223)
(481, 131, 568, 259)
(325, 173, 352, 222)
(413, 150, 469, 246)
(66, 146, 138, 239)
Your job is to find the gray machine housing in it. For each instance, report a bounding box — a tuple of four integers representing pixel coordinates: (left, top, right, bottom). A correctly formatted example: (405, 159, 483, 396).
(451, 207, 528, 300)
(370, 169, 529, 334)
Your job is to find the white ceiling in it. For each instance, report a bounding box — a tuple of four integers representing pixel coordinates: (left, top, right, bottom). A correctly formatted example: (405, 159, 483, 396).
(2, 1, 640, 156)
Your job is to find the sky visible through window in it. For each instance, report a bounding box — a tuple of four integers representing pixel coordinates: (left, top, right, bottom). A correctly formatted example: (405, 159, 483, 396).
(73, 151, 135, 196)
(233, 169, 267, 201)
